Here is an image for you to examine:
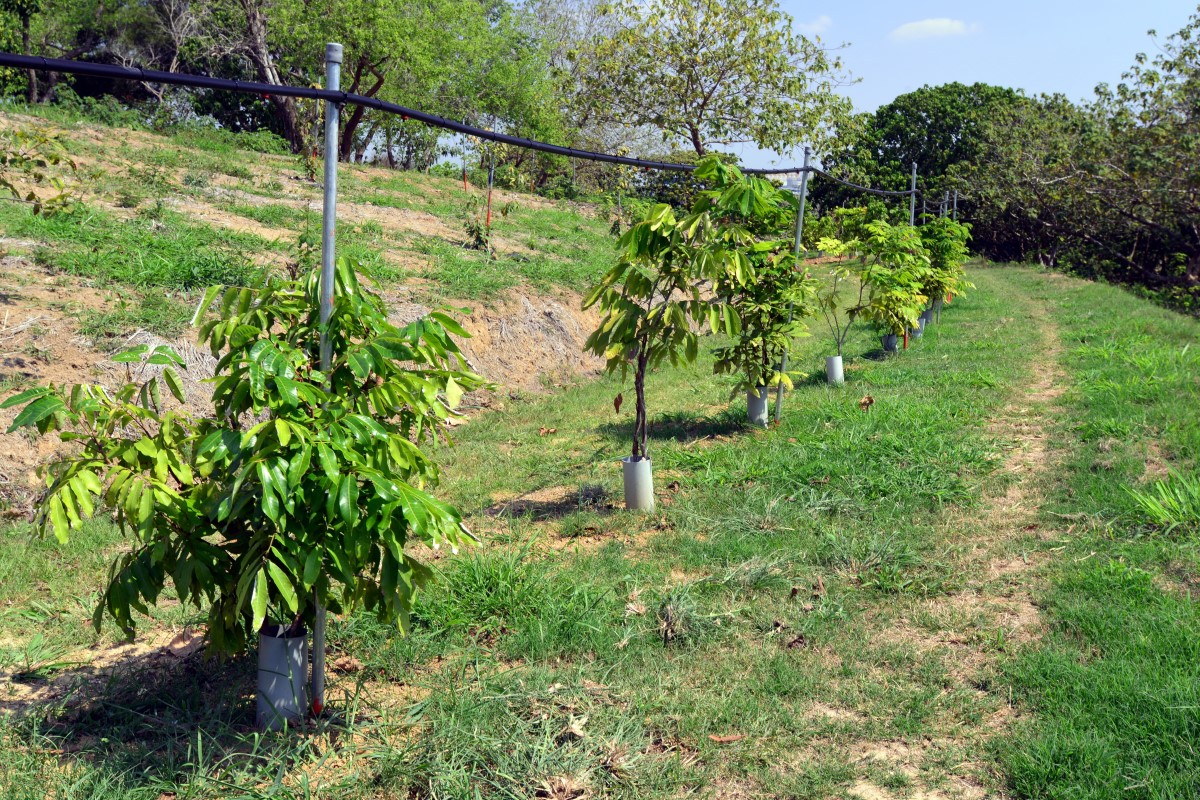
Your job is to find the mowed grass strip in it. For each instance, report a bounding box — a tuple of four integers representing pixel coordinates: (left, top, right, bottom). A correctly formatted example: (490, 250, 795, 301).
(326, 266, 1042, 797)
(991, 268, 1200, 800)
(0, 265, 1040, 797)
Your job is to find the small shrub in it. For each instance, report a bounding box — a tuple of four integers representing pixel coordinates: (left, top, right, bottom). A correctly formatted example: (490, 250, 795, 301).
(115, 189, 142, 209)
(222, 163, 254, 181)
(182, 172, 209, 189)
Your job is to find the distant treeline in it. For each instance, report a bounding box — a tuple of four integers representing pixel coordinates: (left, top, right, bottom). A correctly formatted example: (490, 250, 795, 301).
(2, 1, 1196, 310)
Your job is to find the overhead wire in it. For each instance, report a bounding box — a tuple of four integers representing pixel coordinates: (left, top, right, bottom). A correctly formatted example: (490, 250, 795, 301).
(0, 51, 915, 196)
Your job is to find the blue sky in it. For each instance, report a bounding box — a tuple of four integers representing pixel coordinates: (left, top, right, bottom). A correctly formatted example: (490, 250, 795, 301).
(737, 0, 1197, 168)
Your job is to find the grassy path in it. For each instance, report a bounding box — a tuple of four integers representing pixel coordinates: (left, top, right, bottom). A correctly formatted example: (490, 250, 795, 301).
(2, 266, 1198, 799)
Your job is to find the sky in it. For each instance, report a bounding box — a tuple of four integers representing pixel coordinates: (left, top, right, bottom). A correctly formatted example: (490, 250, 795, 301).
(736, 0, 1197, 168)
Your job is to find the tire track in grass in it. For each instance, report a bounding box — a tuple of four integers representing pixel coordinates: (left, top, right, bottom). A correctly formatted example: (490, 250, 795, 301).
(849, 272, 1068, 800)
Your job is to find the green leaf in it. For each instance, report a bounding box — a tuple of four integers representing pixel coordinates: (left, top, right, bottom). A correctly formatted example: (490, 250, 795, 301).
(162, 368, 186, 403)
(112, 345, 149, 363)
(0, 386, 49, 409)
(47, 495, 70, 543)
(444, 376, 463, 410)
(337, 475, 358, 528)
(427, 311, 470, 338)
(8, 395, 65, 432)
(267, 560, 298, 613)
(276, 418, 292, 447)
(251, 569, 269, 632)
(230, 324, 260, 349)
(303, 549, 321, 589)
(191, 284, 223, 326)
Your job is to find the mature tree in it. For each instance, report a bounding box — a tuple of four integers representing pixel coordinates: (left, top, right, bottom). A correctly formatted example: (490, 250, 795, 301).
(0, 0, 40, 102)
(955, 8, 1200, 309)
(812, 82, 1020, 213)
(576, 0, 851, 157)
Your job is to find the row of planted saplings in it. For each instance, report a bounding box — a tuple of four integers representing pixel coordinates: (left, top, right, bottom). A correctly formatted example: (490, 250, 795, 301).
(2, 162, 973, 731)
(583, 158, 974, 511)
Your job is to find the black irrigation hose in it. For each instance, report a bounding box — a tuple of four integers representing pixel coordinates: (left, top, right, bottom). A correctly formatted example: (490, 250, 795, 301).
(0, 51, 915, 192)
(810, 166, 913, 198)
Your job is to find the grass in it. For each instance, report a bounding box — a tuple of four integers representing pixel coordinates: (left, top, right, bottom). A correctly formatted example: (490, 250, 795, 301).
(78, 292, 193, 346)
(988, 268, 1200, 800)
(3, 264, 1196, 796)
(0, 266, 1040, 797)
(2, 201, 264, 290)
(4, 112, 1199, 794)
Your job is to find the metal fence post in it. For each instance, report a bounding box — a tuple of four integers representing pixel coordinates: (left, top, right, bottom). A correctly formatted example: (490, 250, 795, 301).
(909, 162, 917, 226)
(313, 40, 342, 716)
(953, 190, 958, 221)
(774, 146, 810, 425)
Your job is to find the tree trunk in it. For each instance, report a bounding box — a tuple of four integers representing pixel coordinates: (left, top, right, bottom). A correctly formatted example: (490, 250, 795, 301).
(633, 338, 649, 460)
(689, 125, 705, 157)
(240, 0, 304, 152)
(21, 13, 36, 104)
(339, 66, 385, 161)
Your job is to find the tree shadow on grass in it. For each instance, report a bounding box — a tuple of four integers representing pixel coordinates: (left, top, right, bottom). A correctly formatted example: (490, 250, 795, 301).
(597, 407, 745, 446)
(484, 482, 614, 521)
(1, 631, 361, 791)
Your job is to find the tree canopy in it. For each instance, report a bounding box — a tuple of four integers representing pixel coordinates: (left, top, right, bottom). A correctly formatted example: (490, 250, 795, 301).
(572, 0, 852, 157)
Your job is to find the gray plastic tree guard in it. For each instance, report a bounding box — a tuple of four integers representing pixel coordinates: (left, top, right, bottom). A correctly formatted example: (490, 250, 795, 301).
(882, 334, 899, 353)
(257, 625, 308, 731)
(622, 456, 654, 511)
(825, 355, 844, 385)
(747, 387, 770, 427)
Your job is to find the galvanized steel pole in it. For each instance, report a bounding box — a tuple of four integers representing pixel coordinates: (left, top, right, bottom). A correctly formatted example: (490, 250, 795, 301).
(774, 146, 810, 425)
(313, 41, 342, 715)
(953, 190, 958, 221)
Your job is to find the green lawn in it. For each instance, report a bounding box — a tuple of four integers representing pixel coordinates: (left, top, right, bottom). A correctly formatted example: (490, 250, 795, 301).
(0, 265, 1196, 799)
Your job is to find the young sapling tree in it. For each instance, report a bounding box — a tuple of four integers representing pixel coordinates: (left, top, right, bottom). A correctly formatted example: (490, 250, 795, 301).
(5, 258, 486, 673)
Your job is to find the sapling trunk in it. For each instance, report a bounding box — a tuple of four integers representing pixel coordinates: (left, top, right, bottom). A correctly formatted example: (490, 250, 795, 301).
(632, 336, 649, 460)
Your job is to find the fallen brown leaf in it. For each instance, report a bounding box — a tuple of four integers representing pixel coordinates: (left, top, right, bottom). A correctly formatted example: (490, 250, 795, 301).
(812, 576, 826, 598)
(332, 654, 362, 673)
(786, 634, 808, 649)
(666, 480, 681, 492)
(859, 395, 875, 412)
(166, 629, 204, 659)
(614, 393, 623, 414)
(708, 734, 746, 744)
(538, 426, 558, 436)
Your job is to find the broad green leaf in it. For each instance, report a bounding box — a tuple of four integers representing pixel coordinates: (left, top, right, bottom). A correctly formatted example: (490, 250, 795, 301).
(251, 569, 269, 632)
(111, 345, 149, 363)
(162, 367, 186, 403)
(8, 395, 65, 431)
(303, 549, 321, 589)
(267, 560, 298, 613)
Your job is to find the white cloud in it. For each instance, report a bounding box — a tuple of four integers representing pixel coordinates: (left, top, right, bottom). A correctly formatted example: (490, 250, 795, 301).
(796, 15, 833, 36)
(888, 18, 979, 41)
